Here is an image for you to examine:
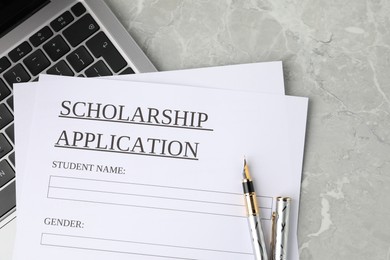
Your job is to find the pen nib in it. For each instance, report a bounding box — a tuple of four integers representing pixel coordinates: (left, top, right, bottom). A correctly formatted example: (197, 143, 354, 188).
(243, 157, 251, 180)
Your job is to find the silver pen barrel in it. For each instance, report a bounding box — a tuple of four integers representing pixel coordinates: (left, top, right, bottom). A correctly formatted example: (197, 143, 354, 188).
(247, 213, 268, 260)
(270, 197, 291, 260)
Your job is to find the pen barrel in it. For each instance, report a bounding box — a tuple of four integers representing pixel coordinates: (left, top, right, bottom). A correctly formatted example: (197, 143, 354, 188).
(247, 214, 268, 260)
(271, 197, 291, 260)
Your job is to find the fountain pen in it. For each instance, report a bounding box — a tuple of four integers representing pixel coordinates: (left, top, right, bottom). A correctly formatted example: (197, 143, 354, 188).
(242, 159, 268, 260)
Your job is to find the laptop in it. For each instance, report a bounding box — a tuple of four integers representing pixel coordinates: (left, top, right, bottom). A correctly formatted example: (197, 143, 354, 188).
(0, 0, 156, 258)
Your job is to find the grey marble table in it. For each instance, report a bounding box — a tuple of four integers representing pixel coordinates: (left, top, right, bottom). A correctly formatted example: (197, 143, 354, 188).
(104, 1, 390, 259)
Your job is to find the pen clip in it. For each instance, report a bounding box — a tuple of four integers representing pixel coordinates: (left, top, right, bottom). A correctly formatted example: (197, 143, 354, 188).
(270, 211, 277, 260)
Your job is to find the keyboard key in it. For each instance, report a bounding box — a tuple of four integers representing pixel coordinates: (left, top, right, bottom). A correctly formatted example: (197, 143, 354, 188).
(0, 160, 14, 188)
(29, 26, 53, 47)
(5, 124, 14, 144)
(0, 180, 16, 218)
(43, 35, 70, 61)
(0, 79, 11, 101)
(23, 49, 50, 76)
(120, 67, 135, 75)
(0, 134, 12, 159)
(63, 14, 99, 47)
(0, 57, 11, 73)
(6, 96, 13, 111)
(71, 2, 86, 17)
(8, 152, 14, 166)
(85, 60, 112, 77)
(66, 46, 93, 72)
(50, 11, 74, 32)
(0, 104, 13, 129)
(3, 64, 31, 87)
(47, 60, 74, 76)
(8, 41, 32, 62)
(86, 32, 127, 73)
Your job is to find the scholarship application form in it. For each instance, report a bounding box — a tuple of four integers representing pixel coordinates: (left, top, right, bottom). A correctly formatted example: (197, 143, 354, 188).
(13, 76, 307, 260)
(37, 63, 305, 259)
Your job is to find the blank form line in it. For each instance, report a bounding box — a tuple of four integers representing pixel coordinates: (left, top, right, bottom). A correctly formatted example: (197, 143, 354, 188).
(42, 244, 199, 260)
(47, 196, 247, 218)
(50, 186, 245, 207)
(51, 175, 274, 198)
(41, 233, 253, 257)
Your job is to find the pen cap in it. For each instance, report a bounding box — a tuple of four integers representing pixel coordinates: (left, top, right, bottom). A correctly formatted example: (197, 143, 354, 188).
(271, 197, 291, 260)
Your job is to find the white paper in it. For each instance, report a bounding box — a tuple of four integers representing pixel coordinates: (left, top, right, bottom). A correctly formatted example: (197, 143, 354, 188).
(103, 61, 286, 94)
(14, 63, 305, 259)
(13, 75, 307, 260)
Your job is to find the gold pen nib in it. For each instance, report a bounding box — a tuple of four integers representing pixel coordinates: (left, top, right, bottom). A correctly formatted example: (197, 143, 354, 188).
(243, 157, 252, 180)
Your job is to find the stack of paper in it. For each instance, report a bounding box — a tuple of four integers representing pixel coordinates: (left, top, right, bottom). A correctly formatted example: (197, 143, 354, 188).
(12, 62, 308, 260)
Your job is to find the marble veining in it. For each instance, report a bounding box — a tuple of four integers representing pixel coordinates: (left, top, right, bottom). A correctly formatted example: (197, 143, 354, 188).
(104, 0, 390, 259)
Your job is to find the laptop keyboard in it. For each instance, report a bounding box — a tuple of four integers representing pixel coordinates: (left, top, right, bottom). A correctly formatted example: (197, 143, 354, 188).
(0, 1, 136, 221)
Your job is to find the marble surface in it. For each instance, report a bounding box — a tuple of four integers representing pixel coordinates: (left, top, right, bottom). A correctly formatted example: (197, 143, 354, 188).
(104, 0, 390, 259)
